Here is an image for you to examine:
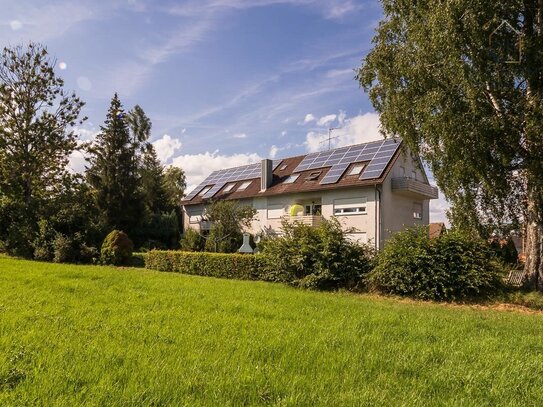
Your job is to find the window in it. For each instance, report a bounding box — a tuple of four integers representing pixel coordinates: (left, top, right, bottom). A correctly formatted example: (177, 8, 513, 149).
(305, 171, 321, 181)
(189, 214, 202, 224)
(280, 164, 288, 171)
(413, 202, 423, 219)
(348, 164, 365, 176)
(222, 183, 235, 193)
(198, 186, 211, 196)
(283, 174, 299, 184)
(237, 180, 252, 191)
(267, 204, 285, 219)
(333, 197, 367, 216)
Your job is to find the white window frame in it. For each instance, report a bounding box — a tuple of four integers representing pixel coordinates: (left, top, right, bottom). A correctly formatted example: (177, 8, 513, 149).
(333, 197, 367, 216)
(267, 204, 285, 219)
(198, 186, 211, 196)
(238, 180, 252, 191)
(223, 183, 235, 193)
(413, 202, 423, 220)
(283, 174, 300, 184)
(348, 164, 365, 176)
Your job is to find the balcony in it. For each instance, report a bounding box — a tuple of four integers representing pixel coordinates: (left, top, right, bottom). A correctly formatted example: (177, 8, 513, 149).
(282, 215, 323, 227)
(391, 177, 439, 199)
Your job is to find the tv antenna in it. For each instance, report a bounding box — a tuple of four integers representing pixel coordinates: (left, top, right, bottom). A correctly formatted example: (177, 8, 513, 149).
(320, 127, 342, 150)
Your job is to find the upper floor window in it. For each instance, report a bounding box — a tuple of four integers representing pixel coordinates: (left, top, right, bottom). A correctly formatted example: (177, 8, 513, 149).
(223, 183, 235, 193)
(333, 197, 367, 216)
(348, 164, 365, 176)
(238, 181, 252, 191)
(284, 174, 299, 184)
(198, 186, 211, 196)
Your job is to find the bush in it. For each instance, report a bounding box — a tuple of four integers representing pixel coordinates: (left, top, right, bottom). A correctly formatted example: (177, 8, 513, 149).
(258, 218, 374, 290)
(100, 230, 134, 266)
(129, 252, 148, 268)
(368, 227, 505, 301)
(53, 234, 77, 263)
(179, 228, 205, 252)
(145, 250, 259, 280)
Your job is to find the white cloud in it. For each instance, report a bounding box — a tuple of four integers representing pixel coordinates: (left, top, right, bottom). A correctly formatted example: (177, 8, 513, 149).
(317, 114, 337, 127)
(269, 145, 279, 159)
(325, 68, 353, 78)
(337, 110, 347, 125)
(305, 112, 383, 152)
(430, 194, 451, 226)
(171, 150, 262, 192)
(303, 113, 316, 124)
(233, 133, 248, 139)
(281, 130, 287, 137)
(153, 134, 182, 163)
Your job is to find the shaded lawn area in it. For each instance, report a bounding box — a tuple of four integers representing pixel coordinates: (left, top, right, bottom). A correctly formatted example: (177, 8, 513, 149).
(1, 256, 542, 406)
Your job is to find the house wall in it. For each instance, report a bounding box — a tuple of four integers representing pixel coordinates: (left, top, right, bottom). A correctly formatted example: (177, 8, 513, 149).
(380, 149, 430, 248)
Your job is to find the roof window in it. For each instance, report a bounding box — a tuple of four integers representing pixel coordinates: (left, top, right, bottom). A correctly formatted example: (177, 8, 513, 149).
(305, 171, 321, 181)
(238, 180, 252, 191)
(283, 174, 300, 184)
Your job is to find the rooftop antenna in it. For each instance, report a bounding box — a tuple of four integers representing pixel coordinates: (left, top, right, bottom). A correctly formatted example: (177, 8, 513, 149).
(322, 127, 341, 150)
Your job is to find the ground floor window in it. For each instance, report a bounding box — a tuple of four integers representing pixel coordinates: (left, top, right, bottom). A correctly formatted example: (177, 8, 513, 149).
(413, 202, 423, 219)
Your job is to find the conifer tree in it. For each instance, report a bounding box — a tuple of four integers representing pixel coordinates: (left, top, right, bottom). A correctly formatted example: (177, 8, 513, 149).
(86, 94, 144, 239)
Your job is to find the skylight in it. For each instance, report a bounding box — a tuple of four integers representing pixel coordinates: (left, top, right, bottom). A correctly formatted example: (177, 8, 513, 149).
(238, 180, 252, 191)
(280, 164, 288, 171)
(223, 183, 235, 193)
(284, 174, 299, 184)
(198, 186, 212, 196)
(348, 164, 365, 176)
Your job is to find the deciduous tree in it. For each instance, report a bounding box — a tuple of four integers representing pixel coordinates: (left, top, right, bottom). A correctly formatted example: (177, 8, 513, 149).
(358, 0, 543, 289)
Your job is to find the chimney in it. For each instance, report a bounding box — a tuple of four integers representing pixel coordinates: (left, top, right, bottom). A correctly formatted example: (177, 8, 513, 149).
(261, 159, 273, 192)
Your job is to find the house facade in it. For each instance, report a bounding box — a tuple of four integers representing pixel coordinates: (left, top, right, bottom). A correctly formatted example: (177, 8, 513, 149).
(181, 139, 438, 250)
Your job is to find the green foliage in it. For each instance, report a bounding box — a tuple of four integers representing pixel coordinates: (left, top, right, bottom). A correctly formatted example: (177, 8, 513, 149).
(489, 237, 519, 266)
(0, 43, 86, 258)
(258, 218, 374, 290)
(162, 166, 186, 211)
(145, 250, 259, 280)
(179, 228, 205, 252)
(138, 211, 180, 250)
(203, 200, 257, 253)
(86, 94, 144, 241)
(368, 227, 505, 301)
(100, 230, 134, 266)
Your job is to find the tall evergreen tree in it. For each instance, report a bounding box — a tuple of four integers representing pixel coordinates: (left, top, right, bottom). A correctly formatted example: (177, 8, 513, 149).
(0, 43, 85, 256)
(358, 0, 543, 289)
(86, 94, 144, 239)
(140, 144, 167, 214)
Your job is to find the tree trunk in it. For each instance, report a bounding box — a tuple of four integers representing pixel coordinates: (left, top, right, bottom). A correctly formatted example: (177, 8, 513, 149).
(523, 190, 543, 290)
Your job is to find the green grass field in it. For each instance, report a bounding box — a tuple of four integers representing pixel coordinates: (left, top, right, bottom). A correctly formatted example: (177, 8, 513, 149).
(1, 256, 543, 406)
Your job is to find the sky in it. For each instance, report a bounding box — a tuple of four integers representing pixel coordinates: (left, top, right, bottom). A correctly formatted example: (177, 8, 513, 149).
(1, 0, 449, 223)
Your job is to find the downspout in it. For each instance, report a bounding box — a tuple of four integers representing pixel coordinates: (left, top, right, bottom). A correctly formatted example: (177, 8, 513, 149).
(374, 184, 382, 251)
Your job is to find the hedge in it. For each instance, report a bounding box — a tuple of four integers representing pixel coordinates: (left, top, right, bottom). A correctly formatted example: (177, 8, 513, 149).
(145, 250, 262, 280)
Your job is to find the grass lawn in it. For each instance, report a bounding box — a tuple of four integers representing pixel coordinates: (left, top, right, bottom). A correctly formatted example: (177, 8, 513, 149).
(1, 256, 543, 406)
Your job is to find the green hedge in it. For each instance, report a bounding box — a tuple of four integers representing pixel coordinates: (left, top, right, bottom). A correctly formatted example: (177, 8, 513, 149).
(145, 250, 261, 280)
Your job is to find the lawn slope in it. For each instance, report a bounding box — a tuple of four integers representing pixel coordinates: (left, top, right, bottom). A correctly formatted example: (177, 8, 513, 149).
(1, 256, 542, 406)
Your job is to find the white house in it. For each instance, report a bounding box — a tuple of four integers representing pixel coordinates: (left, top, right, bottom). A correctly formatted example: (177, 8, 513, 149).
(181, 138, 438, 249)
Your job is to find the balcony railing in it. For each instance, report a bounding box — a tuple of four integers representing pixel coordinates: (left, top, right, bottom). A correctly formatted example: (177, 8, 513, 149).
(391, 177, 439, 199)
(282, 215, 323, 227)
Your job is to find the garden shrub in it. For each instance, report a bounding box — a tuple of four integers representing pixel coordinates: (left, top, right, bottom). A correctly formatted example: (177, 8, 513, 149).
(258, 218, 374, 290)
(145, 250, 259, 280)
(179, 228, 205, 252)
(100, 230, 134, 266)
(368, 227, 505, 301)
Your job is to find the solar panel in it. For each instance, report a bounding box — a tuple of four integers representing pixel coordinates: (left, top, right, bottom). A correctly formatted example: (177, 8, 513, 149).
(184, 160, 282, 200)
(290, 138, 401, 185)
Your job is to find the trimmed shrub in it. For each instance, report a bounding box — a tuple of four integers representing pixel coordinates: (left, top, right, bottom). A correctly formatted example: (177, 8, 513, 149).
(179, 228, 205, 252)
(145, 250, 259, 280)
(258, 218, 374, 290)
(100, 230, 134, 266)
(368, 227, 505, 301)
(129, 252, 148, 268)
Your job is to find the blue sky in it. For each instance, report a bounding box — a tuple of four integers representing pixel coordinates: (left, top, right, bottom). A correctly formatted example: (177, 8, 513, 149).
(1, 0, 449, 222)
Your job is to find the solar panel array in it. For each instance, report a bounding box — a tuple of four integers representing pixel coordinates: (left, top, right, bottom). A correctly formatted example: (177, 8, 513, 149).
(293, 139, 400, 185)
(185, 160, 282, 201)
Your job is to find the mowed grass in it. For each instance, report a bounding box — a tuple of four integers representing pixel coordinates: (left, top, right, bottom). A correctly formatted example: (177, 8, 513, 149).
(1, 257, 543, 406)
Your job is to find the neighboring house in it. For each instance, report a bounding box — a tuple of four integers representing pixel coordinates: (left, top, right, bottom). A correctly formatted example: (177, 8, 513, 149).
(429, 222, 446, 239)
(181, 138, 438, 249)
